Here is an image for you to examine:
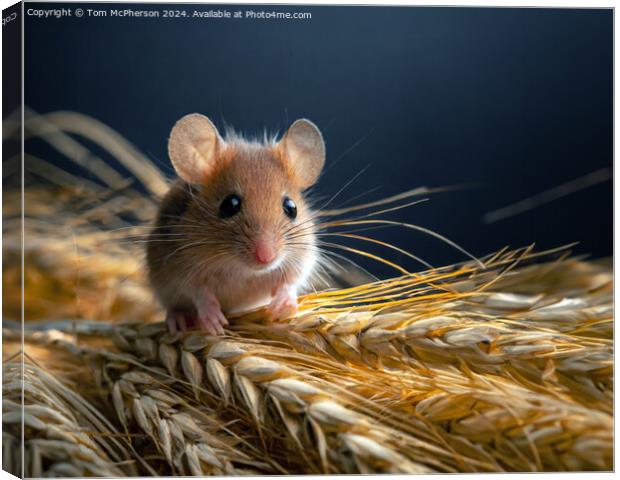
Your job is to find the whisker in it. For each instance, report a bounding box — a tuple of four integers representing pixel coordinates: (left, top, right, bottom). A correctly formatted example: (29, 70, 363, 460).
(317, 232, 433, 269)
(162, 240, 215, 265)
(285, 242, 379, 282)
(315, 165, 370, 213)
(320, 219, 483, 268)
(318, 185, 460, 217)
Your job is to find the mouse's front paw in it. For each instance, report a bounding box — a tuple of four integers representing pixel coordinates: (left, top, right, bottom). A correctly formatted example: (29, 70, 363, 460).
(196, 289, 229, 335)
(165, 310, 194, 335)
(166, 311, 182, 335)
(267, 284, 299, 321)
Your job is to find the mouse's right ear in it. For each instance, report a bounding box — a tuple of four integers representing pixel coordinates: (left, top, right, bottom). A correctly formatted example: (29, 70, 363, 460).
(168, 114, 222, 183)
(279, 119, 326, 189)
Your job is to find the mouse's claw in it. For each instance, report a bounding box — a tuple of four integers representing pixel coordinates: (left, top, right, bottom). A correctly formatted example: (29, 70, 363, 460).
(267, 284, 299, 321)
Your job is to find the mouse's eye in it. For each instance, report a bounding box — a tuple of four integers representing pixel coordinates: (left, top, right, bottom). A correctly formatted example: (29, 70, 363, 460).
(219, 194, 242, 218)
(283, 197, 297, 220)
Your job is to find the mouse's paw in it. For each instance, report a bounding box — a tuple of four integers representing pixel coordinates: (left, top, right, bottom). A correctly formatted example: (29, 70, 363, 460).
(267, 284, 299, 321)
(165, 310, 194, 335)
(196, 289, 228, 335)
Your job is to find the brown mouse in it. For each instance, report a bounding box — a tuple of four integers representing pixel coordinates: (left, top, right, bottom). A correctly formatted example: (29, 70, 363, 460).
(146, 114, 326, 335)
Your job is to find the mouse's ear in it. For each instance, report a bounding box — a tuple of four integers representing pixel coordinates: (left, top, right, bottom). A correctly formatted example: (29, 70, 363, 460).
(168, 114, 222, 183)
(279, 119, 325, 189)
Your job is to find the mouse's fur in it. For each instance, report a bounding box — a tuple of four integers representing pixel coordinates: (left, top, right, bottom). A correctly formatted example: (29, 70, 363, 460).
(147, 115, 325, 330)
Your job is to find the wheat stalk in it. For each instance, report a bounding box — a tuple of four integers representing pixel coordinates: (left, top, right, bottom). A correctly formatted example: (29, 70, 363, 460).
(105, 366, 275, 475)
(2, 359, 138, 477)
(100, 323, 435, 473)
(107, 311, 611, 472)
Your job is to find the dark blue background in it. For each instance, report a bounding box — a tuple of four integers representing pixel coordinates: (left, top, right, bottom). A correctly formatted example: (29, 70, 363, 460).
(24, 4, 613, 276)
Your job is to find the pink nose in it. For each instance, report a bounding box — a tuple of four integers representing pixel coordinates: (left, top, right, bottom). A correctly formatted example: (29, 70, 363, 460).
(253, 238, 277, 265)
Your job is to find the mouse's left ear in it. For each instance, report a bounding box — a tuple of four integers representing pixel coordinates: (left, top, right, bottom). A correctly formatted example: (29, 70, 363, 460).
(279, 119, 325, 189)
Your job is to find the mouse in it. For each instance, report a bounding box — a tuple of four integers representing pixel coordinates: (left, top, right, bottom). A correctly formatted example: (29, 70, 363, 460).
(146, 113, 326, 335)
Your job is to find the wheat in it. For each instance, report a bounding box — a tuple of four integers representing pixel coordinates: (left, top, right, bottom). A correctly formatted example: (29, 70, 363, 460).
(106, 367, 273, 475)
(103, 325, 434, 473)
(103, 303, 611, 472)
(3, 110, 613, 474)
(9, 243, 613, 473)
(2, 359, 138, 477)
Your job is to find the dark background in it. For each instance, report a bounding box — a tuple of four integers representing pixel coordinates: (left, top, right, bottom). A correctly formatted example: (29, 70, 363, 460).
(23, 4, 613, 277)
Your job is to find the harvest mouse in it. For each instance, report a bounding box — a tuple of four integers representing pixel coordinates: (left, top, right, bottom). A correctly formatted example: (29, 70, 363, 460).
(147, 114, 325, 335)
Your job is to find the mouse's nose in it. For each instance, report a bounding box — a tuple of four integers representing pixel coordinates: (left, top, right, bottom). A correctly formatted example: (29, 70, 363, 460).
(253, 237, 277, 265)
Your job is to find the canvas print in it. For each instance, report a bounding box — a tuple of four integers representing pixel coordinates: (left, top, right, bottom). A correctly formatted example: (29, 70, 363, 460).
(2, 2, 613, 476)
